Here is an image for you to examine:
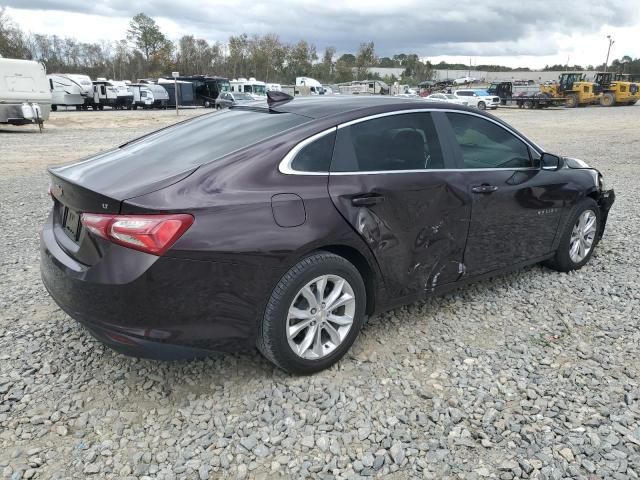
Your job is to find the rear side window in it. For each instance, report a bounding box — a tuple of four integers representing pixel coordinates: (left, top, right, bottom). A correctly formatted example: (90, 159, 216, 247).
(456, 91, 472, 96)
(121, 110, 309, 168)
(446, 113, 532, 169)
(291, 131, 336, 172)
(331, 112, 444, 172)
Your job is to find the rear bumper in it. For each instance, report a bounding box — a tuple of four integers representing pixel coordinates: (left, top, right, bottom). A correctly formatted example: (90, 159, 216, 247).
(40, 213, 272, 359)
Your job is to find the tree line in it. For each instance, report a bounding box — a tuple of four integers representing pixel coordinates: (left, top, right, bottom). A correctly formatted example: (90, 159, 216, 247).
(2, 8, 639, 85)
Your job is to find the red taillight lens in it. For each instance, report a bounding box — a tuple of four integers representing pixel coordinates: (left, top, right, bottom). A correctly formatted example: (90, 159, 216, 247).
(80, 213, 194, 256)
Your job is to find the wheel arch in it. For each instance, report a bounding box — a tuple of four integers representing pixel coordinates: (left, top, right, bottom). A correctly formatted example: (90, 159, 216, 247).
(320, 244, 378, 316)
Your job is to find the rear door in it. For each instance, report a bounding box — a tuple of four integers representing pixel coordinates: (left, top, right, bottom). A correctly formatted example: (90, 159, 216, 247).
(328, 111, 471, 300)
(441, 111, 563, 275)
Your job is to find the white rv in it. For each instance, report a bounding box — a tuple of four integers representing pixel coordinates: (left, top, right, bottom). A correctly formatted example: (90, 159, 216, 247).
(92, 79, 133, 109)
(0, 58, 51, 125)
(230, 77, 267, 96)
(64, 74, 94, 109)
(47, 74, 84, 111)
(296, 77, 325, 95)
(266, 83, 282, 92)
(130, 83, 169, 109)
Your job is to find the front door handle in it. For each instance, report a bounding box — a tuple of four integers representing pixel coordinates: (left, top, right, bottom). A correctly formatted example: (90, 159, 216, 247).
(351, 194, 385, 206)
(471, 184, 499, 194)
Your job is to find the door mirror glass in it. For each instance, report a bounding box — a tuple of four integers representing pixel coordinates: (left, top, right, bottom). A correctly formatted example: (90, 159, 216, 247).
(541, 153, 562, 170)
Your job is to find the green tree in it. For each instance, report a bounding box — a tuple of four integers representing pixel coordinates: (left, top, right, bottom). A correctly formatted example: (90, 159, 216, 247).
(0, 8, 29, 58)
(126, 13, 170, 63)
(355, 41, 375, 79)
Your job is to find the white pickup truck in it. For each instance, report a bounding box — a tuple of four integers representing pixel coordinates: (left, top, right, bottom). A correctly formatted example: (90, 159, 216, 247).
(453, 89, 500, 110)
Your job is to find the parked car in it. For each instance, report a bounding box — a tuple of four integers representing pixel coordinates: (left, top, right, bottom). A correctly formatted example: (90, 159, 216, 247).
(426, 93, 469, 106)
(215, 91, 260, 109)
(453, 89, 500, 110)
(453, 76, 477, 85)
(41, 95, 615, 374)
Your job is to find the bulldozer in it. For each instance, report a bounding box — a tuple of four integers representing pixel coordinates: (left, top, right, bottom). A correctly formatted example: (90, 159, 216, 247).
(539, 73, 600, 108)
(594, 72, 640, 106)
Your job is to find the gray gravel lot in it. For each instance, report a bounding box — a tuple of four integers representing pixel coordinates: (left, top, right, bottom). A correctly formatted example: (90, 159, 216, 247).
(1, 105, 639, 479)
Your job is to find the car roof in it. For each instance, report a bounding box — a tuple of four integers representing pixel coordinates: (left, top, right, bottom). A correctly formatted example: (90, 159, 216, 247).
(267, 95, 471, 119)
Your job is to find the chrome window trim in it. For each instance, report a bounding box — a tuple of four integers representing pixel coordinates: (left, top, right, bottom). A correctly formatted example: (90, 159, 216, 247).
(278, 108, 544, 175)
(278, 127, 337, 176)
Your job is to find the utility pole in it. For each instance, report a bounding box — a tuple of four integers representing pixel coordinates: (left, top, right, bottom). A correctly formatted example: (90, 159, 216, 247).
(604, 35, 615, 73)
(172, 71, 179, 116)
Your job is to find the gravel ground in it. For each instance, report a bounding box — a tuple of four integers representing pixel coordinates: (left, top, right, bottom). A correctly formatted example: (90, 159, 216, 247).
(1, 105, 639, 479)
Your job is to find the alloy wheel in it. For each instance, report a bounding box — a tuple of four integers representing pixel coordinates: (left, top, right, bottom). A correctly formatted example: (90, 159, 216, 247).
(569, 210, 597, 263)
(286, 275, 355, 360)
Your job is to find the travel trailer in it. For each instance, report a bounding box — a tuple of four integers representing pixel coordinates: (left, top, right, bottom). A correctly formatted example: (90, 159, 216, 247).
(157, 78, 197, 106)
(162, 75, 230, 107)
(92, 79, 133, 109)
(230, 78, 267, 96)
(47, 74, 84, 110)
(61, 74, 93, 109)
(338, 80, 389, 95)
(0, 58, 51, 125)
(266, 83, 282, 92)
(130, 83, 169, 109)
(296, 77, 325, 95)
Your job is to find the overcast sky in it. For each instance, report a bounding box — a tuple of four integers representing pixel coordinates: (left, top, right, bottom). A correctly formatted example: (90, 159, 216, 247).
(4, 0, 640, 69)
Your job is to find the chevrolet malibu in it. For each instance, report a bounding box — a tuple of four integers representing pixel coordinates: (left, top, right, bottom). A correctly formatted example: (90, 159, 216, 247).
(41, 94, 615, 374)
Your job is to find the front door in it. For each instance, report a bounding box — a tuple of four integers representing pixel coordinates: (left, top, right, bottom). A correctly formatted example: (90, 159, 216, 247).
(441, 111, 564, 275)
(328, 111, 471, 300)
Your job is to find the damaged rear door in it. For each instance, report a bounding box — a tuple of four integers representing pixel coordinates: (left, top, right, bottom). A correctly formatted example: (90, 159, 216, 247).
(328, 111, 471, 300)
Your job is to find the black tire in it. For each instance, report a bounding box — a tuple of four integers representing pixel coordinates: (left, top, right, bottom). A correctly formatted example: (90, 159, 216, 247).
(477, 101, 486, 110)
(257, 251, 367, 374)
(51, 105, 57, 112)
(565, 93, 578, 108)
(545, 198, 600, 272)
(600, 92, 615, 107)
(524, 100, 533, 109)
(132, 105, 138, 110)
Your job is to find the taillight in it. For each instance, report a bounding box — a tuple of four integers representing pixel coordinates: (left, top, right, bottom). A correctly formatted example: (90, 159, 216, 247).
(80, 213, 194, 256)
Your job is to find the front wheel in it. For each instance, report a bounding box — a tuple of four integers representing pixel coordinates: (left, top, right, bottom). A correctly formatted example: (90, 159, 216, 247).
(545, 199, 600, 272)
(257, 252, 366, 374)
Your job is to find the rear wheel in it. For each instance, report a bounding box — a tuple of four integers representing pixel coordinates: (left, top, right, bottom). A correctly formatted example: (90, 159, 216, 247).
(524, 100, 533, 109)
(600, 92, 616, 107)
(51, 105, 57, 112)
(477, 101, 486, 110)
(546, 199, 600, 272)
(257, 252, 366, 374)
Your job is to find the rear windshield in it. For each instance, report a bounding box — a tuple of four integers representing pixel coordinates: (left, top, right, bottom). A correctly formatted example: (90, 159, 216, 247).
(120, 109, 309, 168)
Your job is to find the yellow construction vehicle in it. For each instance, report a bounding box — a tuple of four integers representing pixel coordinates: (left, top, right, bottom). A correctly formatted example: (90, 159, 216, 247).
(539, 73, 600, 108)
(595, 72, 640, 106)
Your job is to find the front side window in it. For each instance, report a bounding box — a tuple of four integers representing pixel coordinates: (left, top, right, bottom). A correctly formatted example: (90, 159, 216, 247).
(331, 112, 444, 172)
(446, 113, 532, 169)
(290, 131, 336, 172)
(456, 91, 472, 96)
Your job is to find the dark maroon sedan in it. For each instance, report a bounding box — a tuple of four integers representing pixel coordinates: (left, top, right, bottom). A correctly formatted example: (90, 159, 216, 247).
(41, 94, 614, 373)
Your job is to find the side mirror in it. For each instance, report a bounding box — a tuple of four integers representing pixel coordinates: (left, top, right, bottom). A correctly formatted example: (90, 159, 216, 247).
(541, 153, 562, 171)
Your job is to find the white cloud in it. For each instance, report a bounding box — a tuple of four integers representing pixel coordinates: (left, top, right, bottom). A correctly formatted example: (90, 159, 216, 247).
(5, 0, 640, 68)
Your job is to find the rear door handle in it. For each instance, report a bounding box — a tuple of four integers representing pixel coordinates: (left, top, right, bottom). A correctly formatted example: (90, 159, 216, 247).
(471, 184, 499, 194)
(351, 194, 385, 206)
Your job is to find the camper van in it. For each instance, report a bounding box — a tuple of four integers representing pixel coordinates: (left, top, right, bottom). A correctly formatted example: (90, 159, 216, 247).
(230, 78, 267, 96)
(0, 58, 51, 125)
(47, 74, 84, 111)
(92, 79, 133, 109)
(130, 83, 169, 109)
(296, 77, 325, 95)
